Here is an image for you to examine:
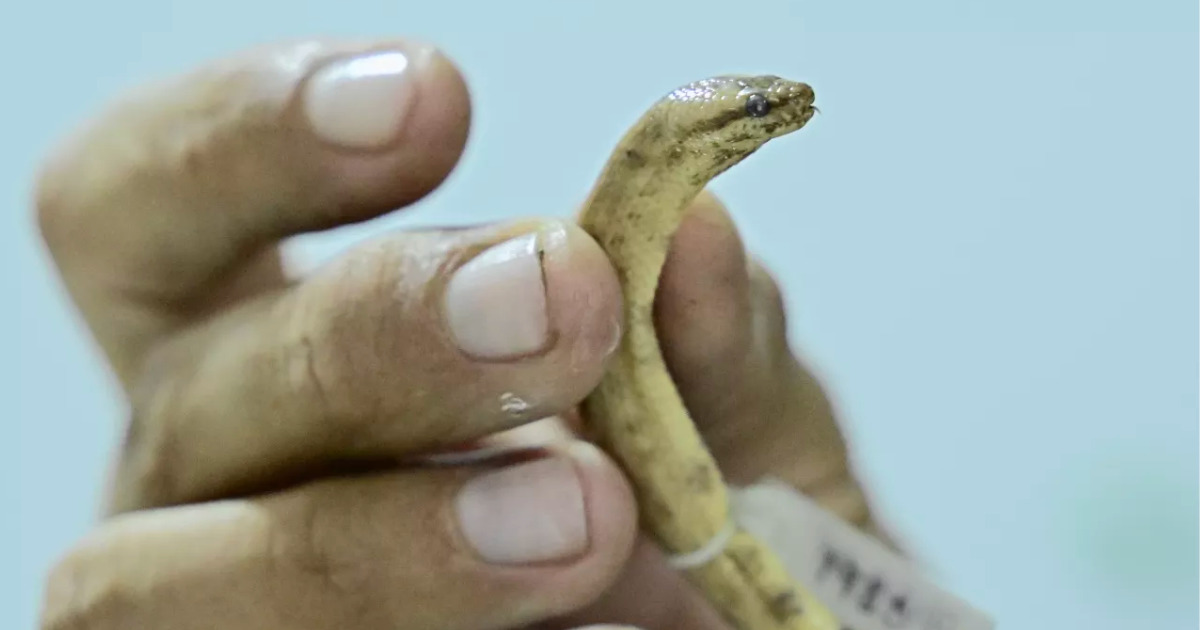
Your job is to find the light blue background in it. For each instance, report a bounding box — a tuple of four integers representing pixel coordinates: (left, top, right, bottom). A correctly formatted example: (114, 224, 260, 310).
(4, 1, 1197, 628)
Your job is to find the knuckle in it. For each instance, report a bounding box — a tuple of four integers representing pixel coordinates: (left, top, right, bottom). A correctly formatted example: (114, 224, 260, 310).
(32, 158, 70, 254)
(32, 136, 105, 263)
(748, 258, 791, 361)
(288, 255, 393, 436)
(110, 350, 188, 511)
(294, 240, 458, 446)
(31, 102, 142, 263)
(40, 533, 128, 630)
(748, 258, 787, 322)
(269, 491, 376, 622)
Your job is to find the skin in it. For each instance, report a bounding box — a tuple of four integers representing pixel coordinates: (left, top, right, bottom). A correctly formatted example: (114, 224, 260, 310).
(34, 38, 891, 630)
(578, 76, 836, 629)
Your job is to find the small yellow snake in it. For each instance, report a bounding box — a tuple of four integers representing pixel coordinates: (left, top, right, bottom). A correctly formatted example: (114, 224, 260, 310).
(577, 76, 837, 630)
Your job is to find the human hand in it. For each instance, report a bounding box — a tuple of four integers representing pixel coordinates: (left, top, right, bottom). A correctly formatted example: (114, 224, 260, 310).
(35, 37, 887, 630)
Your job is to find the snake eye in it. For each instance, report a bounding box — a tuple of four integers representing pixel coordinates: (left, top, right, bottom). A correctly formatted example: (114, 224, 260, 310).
(744, 93, 771, 118)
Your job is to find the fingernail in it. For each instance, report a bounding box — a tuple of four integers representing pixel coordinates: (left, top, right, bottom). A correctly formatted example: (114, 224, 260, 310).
(444, 231, 551, 359)
(456, 457, 588, 564)
(303, 50, 420, 148)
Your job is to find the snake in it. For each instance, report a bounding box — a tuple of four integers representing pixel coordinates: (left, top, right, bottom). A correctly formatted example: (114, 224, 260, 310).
(577, 76, 837, 630)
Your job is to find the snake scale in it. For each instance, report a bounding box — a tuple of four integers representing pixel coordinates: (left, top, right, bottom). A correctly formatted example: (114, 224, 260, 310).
(577, 75, 838, 630)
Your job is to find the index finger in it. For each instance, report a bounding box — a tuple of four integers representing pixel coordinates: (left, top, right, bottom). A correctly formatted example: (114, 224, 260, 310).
(35, 38, 471, 383)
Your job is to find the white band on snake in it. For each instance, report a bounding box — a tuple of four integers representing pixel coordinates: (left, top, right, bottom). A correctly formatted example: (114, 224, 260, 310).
(664, 518, 739, 570)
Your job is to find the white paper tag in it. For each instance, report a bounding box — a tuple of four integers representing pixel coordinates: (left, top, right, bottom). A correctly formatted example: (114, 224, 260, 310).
(731, 477, 994, 630)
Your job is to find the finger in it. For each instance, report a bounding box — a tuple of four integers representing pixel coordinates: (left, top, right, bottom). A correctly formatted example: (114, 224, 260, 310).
(44, 442, 638, 630)
(653, 190, 755, 429)
(544, 538, 732, 630)
(400, 423, 731, 630)
(112, 219, 623, 512)
(35, 38, 471, 383)
(654, 192, 859, 497)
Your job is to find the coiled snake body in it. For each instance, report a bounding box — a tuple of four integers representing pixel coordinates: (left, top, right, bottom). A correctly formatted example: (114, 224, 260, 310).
(577, 76, 837, 630)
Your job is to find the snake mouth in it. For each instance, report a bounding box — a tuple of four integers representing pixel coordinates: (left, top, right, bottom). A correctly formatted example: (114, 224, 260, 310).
(800, 101, 819, 121)
(776, 104, 818, 135)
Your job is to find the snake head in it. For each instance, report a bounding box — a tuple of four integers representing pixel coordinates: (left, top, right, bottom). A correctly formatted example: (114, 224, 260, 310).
(665, 75, 815, 136)
(658, 75, 816, 175)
